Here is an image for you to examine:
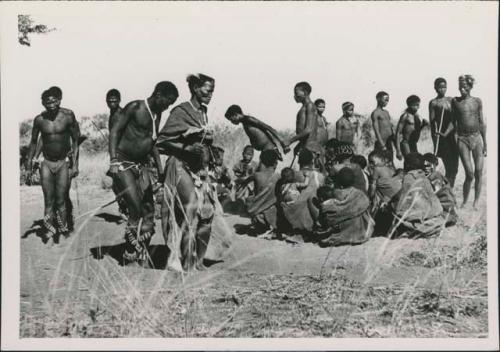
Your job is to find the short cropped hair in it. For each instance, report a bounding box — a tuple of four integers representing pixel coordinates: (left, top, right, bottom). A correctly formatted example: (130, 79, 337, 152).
(298, 148, 314, 166)
(351, 155, 367, 170)
(295, 82, 312, 95)
(225, 104, 243, 118)
(281, 167, 295, 182)
(48, 86, 62, 99)
(368, 149, 387, 163)
(187, 73, 215, 93)
(260, 149, 278, 167)
(243, 145, 254, 154)
(317, 185, 335, 201)
(406, 95, 421, 106)
(41, 89, 57, 101)
(153, 81, 179, 97)
(376, 91, 389, 100)
(335, 167, 355, 188)
(342, 101, 354, 111)
(314, 99, 325, 106)
(459, 75, 475, 87)
(423, 153, 438, 166)
(404, 152, 424, 172)
(106, 88, 121, 100)
(434, 77, 446, 88)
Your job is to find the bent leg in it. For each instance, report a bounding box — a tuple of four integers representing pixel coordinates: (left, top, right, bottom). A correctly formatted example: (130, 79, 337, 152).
(457, 140, 474, 207)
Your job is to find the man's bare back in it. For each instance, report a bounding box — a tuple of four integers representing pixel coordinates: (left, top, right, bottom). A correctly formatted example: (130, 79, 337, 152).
(295, 103, 319, 151)
(254, 169, 276, 194)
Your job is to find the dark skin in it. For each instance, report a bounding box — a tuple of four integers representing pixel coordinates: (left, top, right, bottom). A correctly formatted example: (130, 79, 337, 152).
(371, 94, 395, 150)
(451, 80, 486, 208)
(315, 102, 329, 147)
(108, 91, 177, 232)
(225, 113, 288, 153)
(395, 103, 427, 160)
(336, 106, 359, 145)
(283, 87, 318, 153)
(107, 95, 122, 131)
(25, 96, 80, 223)
(158, 81, 215, 271)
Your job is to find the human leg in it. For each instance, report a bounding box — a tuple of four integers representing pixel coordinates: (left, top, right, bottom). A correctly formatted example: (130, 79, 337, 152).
(54, 161, 70, 235)
(40, 161, 56, 236)
(457, 139, 474, 207)
(471, 138, 484, 209)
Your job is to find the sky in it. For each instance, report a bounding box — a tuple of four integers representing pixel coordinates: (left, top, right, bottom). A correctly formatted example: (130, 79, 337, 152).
(1, 1, 498, 130)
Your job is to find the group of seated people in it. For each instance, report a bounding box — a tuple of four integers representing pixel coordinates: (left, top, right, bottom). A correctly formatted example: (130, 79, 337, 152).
(209, 139, 457, 247)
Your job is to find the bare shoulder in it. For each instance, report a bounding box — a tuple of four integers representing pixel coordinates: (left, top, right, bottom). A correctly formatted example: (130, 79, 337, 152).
(473, 96, 482, 105)
(123, 100, 142, 114)
(33, 114, 43, 125)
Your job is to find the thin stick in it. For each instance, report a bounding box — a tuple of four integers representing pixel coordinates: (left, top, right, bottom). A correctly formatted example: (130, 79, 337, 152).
(433, 106, 445, 156)
(91, 120, 109, 143)
(289, 153, 297, 168)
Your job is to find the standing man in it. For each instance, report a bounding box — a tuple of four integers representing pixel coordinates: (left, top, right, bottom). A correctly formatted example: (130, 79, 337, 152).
(336, 102, 360, 150)
(395, 95, 427, 160)
(429, 78, 459, 188)
(371, 91, 396, 160)
(283, 82, 322, 170)
(25, 88, 80, 241)
(452, 75, 486, 208)
(156, 73, 217, 272)
(108, 81, 179, 264)
(314, 99, 329, 152)
(105, 88, 128, 219)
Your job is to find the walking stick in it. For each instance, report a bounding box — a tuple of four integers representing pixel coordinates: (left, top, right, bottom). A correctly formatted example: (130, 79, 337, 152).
(433, 106, 445, 156)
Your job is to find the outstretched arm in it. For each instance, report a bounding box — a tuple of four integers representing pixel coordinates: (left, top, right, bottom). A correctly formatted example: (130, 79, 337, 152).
(245, 115, 286, 148)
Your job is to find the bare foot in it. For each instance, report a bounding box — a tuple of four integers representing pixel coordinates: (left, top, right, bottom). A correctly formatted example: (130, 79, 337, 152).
(460, 202, 467, 209)
(472, 201, 479, 210)
(196, 262, 208, 271)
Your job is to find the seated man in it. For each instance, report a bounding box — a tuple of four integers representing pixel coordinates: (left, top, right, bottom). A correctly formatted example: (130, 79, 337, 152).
(314, 168, 374, 247)
(232, 145, 258, 202)
(244, 150, 281, 235)
(423, 153, 458, 227)
(390, 152, 445, 238)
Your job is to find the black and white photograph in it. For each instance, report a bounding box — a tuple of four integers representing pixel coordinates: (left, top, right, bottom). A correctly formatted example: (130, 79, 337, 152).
(1, 1, 498, 350)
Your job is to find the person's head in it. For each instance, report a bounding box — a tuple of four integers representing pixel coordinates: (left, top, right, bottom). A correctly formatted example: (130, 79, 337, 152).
(422, 152, 438, 176)
(406, 95, 421, 114)
(106, 89, 121, 110)
(151, 81, 179, 112)
(334, 142, 354, 164)
(368, 149, 388, 174)
(434, 77, 447, 97)
(316, 185, 335, 203)
(259, 149, 279, 169)
(224, 104, 244, 124)
(212, 146, 225, 166)
(281, 167, 296, 184)
(48, 86, 63, 100)
(352, 154, 367, 170)
(376, 91, 389, 108)
(314, 99, 326, 115)
(404, 152, 424, 172)
(458, 75, 474, 97)
(187, 73, 215, 105)
(298, 148, 314, 168)
(294, 82, 312, 103)
(242, 145, 254, 163)
(342, 101, 354, 117)
(335, 167, 355, 189)
(41, 89, 60, 114)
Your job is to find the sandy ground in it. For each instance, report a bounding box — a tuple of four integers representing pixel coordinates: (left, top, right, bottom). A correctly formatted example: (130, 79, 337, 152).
(19, 168, 488, 337)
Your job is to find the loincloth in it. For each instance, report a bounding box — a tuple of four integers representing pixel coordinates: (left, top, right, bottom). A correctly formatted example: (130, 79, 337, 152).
(41, 157, 69, 176)
(457, 131, 482, 151)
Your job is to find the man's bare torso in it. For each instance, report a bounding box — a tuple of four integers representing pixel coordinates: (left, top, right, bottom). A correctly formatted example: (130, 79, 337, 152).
(296, 104, 319, 150)
(452, 96, 481, 135)
(336, 116, 358, 144)
(117, 101, 156, 161)
(400, 112, 422, 143)
(317, 115, 329, 147)
(372, 108, 393, 142)
(254, 169, 276, 194)
(36, 108, 75, 160)
(109, 107, 123, 131)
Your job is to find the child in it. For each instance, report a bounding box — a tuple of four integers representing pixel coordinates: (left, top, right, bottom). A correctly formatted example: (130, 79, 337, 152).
(423, 153, 458, 226)
(335, 102, 360, 148)
(209, 146, 232, 199)
(279, 167, 310, 204)
(233, 145, 258, 201)
(395, 95, 429, 160)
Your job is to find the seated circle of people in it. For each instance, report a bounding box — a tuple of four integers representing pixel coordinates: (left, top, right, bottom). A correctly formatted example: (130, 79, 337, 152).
(25, 74, 481, 274)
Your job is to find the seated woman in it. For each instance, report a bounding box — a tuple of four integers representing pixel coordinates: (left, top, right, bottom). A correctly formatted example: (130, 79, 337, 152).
(313, 168, 374, 247)
(279, 167, 310, 204)
(280, 149, 325, 235)
(326, 142, 367, 193)
(390, 152, 445, 238)
(423, 153, 458, 227)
